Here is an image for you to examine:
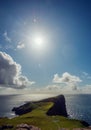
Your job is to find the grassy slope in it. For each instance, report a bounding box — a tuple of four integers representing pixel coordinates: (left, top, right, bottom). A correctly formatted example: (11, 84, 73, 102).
(0, 102, 86, 130)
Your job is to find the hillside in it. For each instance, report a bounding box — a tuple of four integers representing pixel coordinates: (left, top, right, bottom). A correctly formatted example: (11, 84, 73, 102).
(0, 95, 89, 130)
(12, 95, 68, 117)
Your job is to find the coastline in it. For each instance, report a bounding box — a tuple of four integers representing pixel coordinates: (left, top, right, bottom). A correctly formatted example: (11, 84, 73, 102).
(0, 93, 90, 129)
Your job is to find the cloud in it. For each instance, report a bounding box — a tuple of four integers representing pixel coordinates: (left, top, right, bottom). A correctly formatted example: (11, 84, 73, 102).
(78, 84, 91, 94)
(38, 83, 80, 94)
(0, 51, 35, 89)
(3, 31, 11, 43)
(53, 72, 82, 90)
(46, 84, 61, 91)
(82, 71, 91, 79)
(17, 42, 25, 49)
(82, 72, 88, 76)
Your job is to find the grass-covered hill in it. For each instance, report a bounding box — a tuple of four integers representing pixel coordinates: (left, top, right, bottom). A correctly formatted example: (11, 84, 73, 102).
(0, 95, 89, 130)
(12, 95, 68, 117)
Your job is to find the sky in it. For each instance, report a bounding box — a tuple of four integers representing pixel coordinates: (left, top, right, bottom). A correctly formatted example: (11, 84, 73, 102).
(0, 0, 91, 94)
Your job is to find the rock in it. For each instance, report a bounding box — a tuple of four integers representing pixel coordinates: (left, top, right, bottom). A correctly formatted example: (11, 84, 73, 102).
(58, 128, 70, 130)
(1, 124, 13, 129)
(0, 126, 2, 130)
(12, 102, 33, 115)
(16, 123, 41, 130)
(73, 128, 91, 130)
(80, 121, 89, 127)
(42, 95, 68, 117)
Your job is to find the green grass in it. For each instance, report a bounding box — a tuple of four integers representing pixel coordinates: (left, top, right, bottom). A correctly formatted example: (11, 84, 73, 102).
(0, 102, 87, 130)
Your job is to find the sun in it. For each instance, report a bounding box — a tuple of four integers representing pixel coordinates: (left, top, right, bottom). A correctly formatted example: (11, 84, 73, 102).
(26, 31, 50, 56)
(34, 35, 44, 46)
(31, 33, 46, 51)
(25, 30, 52, 59)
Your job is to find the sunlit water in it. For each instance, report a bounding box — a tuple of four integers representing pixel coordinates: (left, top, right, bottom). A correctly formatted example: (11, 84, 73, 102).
(65, 94, 91, 125)
(0, 94, 56, 118)
(0, 94, 91, 125)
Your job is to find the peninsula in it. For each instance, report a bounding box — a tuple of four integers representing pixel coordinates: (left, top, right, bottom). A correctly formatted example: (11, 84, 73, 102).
(0, 95, 89, 130)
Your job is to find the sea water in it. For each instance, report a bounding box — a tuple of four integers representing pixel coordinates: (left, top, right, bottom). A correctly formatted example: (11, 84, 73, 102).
(0, 94, 91, 125)
(65, 94, 91, 125)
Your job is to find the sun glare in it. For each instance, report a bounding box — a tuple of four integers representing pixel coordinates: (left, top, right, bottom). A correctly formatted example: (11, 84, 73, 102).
(27, 31, 50, 56)
(34, 35, 44, 46)
(30, 33, 46, 51)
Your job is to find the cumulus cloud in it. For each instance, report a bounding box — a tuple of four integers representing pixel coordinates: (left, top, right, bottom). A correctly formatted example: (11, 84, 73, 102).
(3, 31, 11, 43)
(17, 42, 25, 49)
(0, 51, 35, 89)
(53, 72, 82, 90)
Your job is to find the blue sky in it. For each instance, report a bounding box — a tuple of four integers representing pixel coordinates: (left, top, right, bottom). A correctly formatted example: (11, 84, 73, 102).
(0, 0, 91, 94)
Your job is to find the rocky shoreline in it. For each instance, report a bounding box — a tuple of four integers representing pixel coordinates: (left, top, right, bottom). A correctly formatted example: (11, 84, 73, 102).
(0, 123, 41, 130)
(0, 123, 91, 130)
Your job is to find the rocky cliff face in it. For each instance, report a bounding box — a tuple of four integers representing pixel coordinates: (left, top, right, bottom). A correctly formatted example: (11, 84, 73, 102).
(12, 102, 34, 115)
(12, 95, 68, 117)
(46, 95, 68, 117)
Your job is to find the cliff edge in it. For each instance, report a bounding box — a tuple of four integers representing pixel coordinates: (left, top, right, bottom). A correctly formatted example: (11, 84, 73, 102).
(40, 95, 68, 116)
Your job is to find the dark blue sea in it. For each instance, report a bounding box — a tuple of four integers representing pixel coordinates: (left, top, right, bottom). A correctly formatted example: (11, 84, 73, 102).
(0, 94, 91, 125)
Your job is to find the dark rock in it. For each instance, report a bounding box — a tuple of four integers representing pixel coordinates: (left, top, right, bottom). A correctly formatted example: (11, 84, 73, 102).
(1, 124, 13, 129)
(12, 102, 34, 115)
(0, 126, 2, 130)
(80, 121, 89, 127)
(43, 95, 68, 117)
(39, 95, 68, 116)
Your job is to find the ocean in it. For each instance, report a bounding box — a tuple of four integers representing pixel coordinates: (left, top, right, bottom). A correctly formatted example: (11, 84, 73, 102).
(0, 94, 91, 125)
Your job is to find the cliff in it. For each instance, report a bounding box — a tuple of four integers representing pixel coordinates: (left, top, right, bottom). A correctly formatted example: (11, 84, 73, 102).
(12, 95, 68, 117)
(40, 95, 68, 116)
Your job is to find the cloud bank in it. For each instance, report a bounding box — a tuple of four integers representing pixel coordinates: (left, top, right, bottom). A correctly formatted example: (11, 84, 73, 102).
(0, 51, 35, 89)
(53, 72, 82, 90)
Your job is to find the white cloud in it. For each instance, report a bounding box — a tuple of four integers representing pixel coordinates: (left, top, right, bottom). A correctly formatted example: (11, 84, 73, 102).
(53, 72, 82, 84)
(17, 42, 25, 49)
(0, 51, 35, 89)
(46, 84, 61, 91)
(0, 87, 33, 95)
(38, 84, 80, 94)
(3, 31, 11, 43)
(53, 72, 82, 90)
